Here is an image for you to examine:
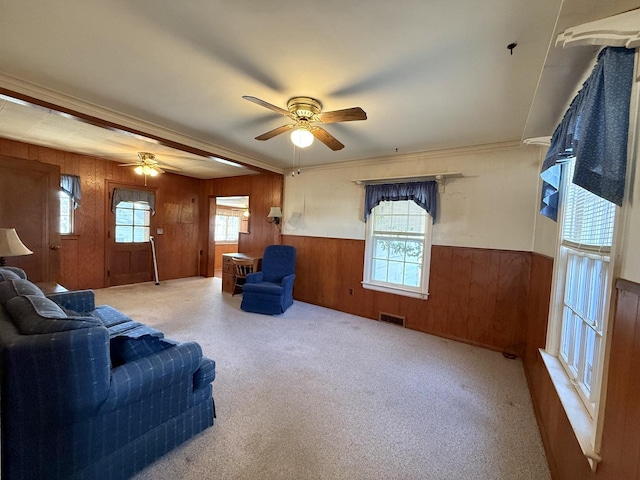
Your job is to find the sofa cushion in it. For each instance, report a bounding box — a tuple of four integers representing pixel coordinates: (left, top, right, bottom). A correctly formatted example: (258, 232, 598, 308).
(0, 279, 45, 306)
(91, 305, 133, 328)
(110, 334, 176, 367)
(0, 268, 21, 282)
(6, 295, 101, 334)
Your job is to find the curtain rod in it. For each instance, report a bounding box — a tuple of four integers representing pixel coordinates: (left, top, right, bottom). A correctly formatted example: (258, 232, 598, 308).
(351, 172, 462, 192)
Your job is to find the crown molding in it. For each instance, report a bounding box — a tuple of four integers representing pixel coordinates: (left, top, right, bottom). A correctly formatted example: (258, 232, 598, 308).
(295, 140, 523, 174)
(0, 73, 283, 175)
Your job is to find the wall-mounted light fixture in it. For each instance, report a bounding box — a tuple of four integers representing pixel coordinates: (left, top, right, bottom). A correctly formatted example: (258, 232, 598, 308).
(0, 228, 33, 266)
(267, 207, 283, 226)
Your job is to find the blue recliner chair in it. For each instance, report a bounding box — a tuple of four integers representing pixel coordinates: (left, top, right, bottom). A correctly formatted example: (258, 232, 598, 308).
(241, 245, 296, 315)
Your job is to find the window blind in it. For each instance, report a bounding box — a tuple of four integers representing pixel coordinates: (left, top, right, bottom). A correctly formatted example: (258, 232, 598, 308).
(561, 159, 616, 252)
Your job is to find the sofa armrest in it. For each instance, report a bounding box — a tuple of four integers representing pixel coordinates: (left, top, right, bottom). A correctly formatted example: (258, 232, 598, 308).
(1, 327, 111, 421)
(245, 271, 264, 283)
(101, 342, 203, 411)
(193, 357, 216, 390)
(0, 267, 27, 279)
(47, 289, 96, 314)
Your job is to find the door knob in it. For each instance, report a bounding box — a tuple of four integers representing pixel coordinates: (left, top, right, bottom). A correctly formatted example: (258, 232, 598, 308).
(50, 244, 62, 250)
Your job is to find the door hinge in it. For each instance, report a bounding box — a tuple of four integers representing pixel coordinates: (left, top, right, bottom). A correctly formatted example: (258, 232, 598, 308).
(108, 230, 111, 239)
(107, 270, 110, 277)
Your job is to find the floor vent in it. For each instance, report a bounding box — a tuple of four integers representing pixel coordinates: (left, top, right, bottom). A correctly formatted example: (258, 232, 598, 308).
(378, 312, 405, 327)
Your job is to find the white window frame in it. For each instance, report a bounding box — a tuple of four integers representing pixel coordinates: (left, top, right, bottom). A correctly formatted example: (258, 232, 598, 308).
(544, 158, 619, 467)
(58, 190, 74, 235)
(114, 201, 151, 243)
(362, 200, 432, 299)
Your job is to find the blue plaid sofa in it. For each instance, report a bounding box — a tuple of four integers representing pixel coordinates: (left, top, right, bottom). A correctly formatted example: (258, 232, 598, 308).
(0, 267, 216, 480)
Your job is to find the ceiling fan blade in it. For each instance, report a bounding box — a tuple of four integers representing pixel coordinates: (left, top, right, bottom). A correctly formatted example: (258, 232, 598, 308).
(243, 96, 292, 118)
(311, 127, 345, 151)
(316, 107, 367, 124)
(156, 163, 182, 172)
(118, 163, 141, 167)
(255, 124, 294, 141)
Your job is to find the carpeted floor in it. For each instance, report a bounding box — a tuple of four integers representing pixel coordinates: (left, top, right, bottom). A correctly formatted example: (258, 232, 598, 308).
(95, 276, 551, 480)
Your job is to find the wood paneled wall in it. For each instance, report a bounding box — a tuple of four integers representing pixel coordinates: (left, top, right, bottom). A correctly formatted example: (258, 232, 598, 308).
(283, 235, 531, 353)
(201, 173, 283, 276)
(524, 254, 640, 480)
(0, 138, 202, 289)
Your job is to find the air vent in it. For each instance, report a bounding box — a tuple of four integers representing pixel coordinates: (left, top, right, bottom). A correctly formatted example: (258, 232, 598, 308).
(378, 312, 405, 327)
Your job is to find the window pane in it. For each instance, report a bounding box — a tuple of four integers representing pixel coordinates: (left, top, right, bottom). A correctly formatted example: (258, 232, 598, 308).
(372, 259, 388, 282)
(570, 312, 583, 371)
(115, 226, 133, 243)
(582, 326, 597, 393)
(391, 215, 408, 232)
(133, 209, 149, 226)
(133, 226, 149, 242)
(405, 240, 423, 262)
(404, 263, 421, 287)
(387, 261, 404, 284)
(561, 307, 572, 361)
(116, 208, 133, 226)
(388, 241, 405, 261)
(58, 191, 73, 234)
(374, 238, 390, 259)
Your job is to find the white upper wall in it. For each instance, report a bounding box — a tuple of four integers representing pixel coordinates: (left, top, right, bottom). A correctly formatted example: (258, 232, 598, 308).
(282, 142, 541, 251)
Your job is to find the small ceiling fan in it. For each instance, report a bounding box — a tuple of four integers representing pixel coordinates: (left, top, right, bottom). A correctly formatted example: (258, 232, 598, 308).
(242, 96, 367, 151)
(119, 152, 181, 185)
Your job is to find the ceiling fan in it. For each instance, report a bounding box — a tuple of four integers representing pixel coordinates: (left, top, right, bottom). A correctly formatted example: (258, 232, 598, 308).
(119, 152, 182, 185)
(242, 96, 367, 151)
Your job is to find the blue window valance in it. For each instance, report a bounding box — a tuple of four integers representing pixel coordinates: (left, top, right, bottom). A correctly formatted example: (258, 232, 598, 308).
(111, 188, 156, 215)
(364, 181, 438, 222)
(60, 174, 81, 209)
(540, 46, 635, 221)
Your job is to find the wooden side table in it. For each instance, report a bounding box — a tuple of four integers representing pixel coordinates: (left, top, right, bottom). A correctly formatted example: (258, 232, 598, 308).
(36, 282, 68, 295)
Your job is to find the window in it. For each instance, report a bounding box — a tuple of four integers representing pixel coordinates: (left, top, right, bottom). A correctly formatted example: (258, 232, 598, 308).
(215, 207, 245, 242)
(552, 158, 616, 417)
(58, 190, 74, 234)
(114, 201, 151, 243)
(363, 200, 432, 299)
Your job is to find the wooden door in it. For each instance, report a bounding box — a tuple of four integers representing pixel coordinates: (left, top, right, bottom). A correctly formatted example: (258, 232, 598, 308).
(106, 184, 154, 286)
(0, 156, 60, 283)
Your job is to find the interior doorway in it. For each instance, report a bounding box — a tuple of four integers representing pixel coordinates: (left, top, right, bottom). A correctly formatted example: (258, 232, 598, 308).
(212, 196, 249, 278)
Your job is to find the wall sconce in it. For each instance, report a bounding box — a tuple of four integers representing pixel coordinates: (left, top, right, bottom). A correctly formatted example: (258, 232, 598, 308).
(267, 207, 283, 226)
(0, 228, 33, 266)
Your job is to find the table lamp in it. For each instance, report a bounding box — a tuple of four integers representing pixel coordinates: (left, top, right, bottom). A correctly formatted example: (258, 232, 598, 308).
(0, 228, 33, 266)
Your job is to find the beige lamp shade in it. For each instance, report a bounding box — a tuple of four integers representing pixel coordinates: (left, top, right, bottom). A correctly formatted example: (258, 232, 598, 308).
(0, 228, 33, 259)
(267, 207, 283, 218)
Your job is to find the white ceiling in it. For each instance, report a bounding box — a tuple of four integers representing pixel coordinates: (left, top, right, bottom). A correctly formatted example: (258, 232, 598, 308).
(0, 1, 637, 179)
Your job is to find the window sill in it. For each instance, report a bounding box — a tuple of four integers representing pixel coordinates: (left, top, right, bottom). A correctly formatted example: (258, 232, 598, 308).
(362, 281, 429, 300)
(539, 349, 601, 471)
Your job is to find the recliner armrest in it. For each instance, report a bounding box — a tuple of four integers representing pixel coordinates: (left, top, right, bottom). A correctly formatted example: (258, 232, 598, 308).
(245, 271, 264, 283)
(101, 342, 204, 411)
(47, 289, 96, 314)
(281, 273, 296, 289)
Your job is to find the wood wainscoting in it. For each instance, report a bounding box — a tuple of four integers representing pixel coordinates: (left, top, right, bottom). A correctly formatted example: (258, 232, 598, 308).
(524, 254, 640, 480)
(283, 235, 531, 353)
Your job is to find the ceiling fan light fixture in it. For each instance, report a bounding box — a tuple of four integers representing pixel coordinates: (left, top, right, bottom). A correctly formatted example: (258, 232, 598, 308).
(134, 165, 143, 175)
(291, 127, 314, 148)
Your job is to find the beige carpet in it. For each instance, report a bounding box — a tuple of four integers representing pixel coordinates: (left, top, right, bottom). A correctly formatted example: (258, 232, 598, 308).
(95, 277, 550, 480)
